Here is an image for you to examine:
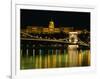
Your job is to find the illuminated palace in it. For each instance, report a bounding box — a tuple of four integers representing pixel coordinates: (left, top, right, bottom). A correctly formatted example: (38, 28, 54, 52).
(22, 20, 77, 33)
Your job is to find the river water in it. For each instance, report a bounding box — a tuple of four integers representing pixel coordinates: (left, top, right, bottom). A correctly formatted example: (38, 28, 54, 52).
(20, 45, 90, 69)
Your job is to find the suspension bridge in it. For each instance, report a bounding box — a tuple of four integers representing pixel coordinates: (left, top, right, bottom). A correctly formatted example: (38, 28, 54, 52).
(21, 32, 90, 47)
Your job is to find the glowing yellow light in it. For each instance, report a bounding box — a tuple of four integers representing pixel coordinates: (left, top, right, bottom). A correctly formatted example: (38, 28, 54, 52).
(49, 20, 55, 29)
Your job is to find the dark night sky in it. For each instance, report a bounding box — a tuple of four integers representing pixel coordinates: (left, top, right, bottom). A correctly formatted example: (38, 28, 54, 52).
(20, 9, 90, 30)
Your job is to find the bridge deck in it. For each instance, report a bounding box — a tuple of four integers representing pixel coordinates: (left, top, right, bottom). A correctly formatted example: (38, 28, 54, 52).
(21, 38, 90, 47)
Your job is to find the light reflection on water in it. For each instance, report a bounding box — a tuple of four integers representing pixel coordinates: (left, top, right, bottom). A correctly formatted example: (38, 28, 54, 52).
(20, 45, 90, 69)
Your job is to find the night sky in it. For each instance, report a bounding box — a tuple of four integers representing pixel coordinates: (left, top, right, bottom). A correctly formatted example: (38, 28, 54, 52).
(20, 9, 90, 30)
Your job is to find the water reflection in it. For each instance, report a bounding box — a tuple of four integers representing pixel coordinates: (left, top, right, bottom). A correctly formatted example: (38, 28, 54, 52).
(20, 45, 90, 69)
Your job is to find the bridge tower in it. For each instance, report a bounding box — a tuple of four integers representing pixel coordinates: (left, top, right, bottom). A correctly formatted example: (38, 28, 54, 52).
(69, 32, 78, 44)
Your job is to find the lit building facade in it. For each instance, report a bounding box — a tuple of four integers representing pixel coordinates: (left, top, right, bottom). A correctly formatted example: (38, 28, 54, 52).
(22, 20, 77, 33)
